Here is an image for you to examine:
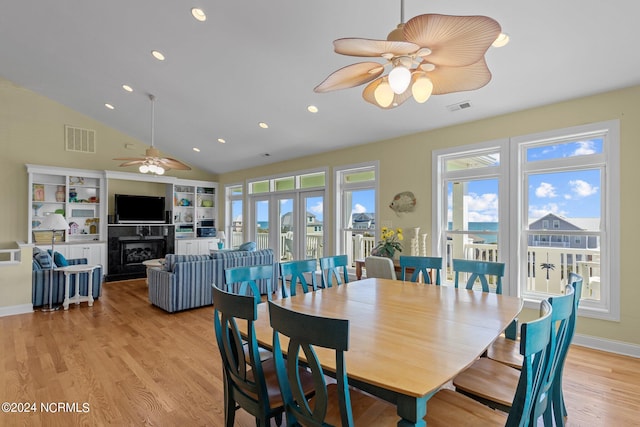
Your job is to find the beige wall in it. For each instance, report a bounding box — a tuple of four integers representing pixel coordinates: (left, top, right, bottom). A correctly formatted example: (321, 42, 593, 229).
(218, 85, 640, 347)
(2, 74, 638, 347)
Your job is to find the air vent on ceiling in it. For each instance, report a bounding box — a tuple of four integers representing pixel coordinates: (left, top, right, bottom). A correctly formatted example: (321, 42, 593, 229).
(65, 125, 96, 153)
(446, 101, 472, 112)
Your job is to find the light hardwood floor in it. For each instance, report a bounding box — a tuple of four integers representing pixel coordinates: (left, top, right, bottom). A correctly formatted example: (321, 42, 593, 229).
(1, 279, 639, 426)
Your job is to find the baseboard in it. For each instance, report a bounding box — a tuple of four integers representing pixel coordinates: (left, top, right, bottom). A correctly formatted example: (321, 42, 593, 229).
(573, 333, 640, 358)
(0, 304, 34, 317)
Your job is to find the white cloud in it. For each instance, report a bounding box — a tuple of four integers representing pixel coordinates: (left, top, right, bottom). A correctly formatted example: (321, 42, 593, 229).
(569, 179, 598, 197)
(464, 193, 499, 222)
(572, 140, 597, 156)
(308, 201, 323, 216)
(529, 203, 566, 219)
(353, 203, 367, 213)
(233, 214, 242, 222)
(535, 182, 557, 198)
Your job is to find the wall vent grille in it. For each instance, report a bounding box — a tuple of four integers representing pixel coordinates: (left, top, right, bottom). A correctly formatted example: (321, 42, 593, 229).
(65, 125, 96, 153)
(446, 101, 472, 112)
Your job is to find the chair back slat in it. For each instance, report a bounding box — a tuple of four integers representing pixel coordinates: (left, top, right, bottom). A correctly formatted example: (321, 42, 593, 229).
(453, 259, 505, 294)
(399, 256, 442, 284)
(269, 301, 354, 427)
(319, 255, 349, 288)
(279, 259, 318, 298)
(225, 264, 274, 302)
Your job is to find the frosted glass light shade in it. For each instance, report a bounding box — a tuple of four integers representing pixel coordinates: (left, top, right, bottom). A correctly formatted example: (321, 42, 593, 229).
(139, 165, 150, 173)
(412, 75, 434, 103)
(155, 166, 165, 175)
(374, 80, 394, 107)
(389, 65, 411, 94)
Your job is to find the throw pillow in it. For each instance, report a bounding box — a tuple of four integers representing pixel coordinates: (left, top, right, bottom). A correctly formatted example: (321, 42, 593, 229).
(34, 250, 54, 269)
(49, 250, 69, 267)
(32, 259, 42, 271)
(239, 241, 257, 251)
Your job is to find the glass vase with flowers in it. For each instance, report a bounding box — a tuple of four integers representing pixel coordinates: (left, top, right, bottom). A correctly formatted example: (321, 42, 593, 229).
(372, 227, 403, 258)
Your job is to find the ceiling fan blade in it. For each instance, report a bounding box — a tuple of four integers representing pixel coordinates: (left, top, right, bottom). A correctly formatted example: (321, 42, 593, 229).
(117, 160, 146, 167)
(403, 14, 501, 67)
(333, 38, 420, 57)
(314, 62, 385, 93)
(158, 158, 191, 170)
(361, 78, 412, 109)
(427, 58, 493, 95)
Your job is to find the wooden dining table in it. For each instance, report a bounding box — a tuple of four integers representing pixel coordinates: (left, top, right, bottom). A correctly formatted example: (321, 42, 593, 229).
(251, 278, 522, 427)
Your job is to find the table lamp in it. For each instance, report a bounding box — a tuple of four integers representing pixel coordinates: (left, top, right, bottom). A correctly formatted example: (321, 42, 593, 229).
(217, 231, 226, 249)
(39, 213, 69, 312)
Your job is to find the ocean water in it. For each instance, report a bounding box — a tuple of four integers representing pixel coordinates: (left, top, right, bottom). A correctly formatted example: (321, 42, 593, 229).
(448, 222, 499, 244)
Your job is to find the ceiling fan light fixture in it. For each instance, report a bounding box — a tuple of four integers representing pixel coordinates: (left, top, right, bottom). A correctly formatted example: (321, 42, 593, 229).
(155, 166, 165, 175)
(388, 65, 411, 94)
(139, 164, 149, 173)
(374, 79, 394, 107)
(412, 74, 433, 103)
(492, 32, 510, 47)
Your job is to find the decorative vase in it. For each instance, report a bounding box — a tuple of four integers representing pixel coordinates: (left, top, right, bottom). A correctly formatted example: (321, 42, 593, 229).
(56, 186, 65, 202)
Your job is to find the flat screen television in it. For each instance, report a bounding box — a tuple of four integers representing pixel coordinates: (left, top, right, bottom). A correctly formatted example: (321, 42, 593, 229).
(115, 194, 166, 224)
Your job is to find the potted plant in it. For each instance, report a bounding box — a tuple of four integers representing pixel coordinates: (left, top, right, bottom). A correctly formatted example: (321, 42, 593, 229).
(372, 227, 403, 258)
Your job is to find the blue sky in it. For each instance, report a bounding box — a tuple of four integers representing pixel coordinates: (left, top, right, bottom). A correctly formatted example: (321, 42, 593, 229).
(451, 138, 603, 222)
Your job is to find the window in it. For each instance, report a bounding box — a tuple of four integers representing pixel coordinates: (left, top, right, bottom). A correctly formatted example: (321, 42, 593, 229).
(434, 120, 620, 320)
(247, 169, 327, 262)
(335, 162, 378, 267)
(225, 184, 243, 249)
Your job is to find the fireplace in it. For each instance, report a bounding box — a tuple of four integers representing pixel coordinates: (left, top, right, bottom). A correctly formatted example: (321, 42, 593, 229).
(107, 225, 174, 281)
(120, 238, 165, 265)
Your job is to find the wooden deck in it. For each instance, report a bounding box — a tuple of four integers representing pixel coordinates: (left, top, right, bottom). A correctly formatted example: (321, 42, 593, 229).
(1, 279, 638, 426)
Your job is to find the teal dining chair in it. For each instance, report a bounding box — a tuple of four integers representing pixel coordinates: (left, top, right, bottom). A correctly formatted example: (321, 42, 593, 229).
(268, 301, 397, 426)
(453, 258, 505, 294)
(551, 272, 583, 427)
(319, 255, 349, 288)
(399, 255, 442, 284)
(279, 259, 318, 298)
(212, 285, 285, 426)
(224, 264, 274, 302)
(424, 300, 553, 427)
(452, 285, 576, 421)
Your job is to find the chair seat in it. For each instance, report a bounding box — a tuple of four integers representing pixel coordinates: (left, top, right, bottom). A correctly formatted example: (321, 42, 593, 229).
(245, 357, 315, 409)
(487, 335, 524, 369)
(452, 357, 520, 409)
(423, 389, 507, 427)
(321, 384, 399, 425)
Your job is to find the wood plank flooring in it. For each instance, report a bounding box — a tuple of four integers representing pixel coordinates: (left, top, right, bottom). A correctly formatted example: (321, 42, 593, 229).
(1, 279, 638, 426)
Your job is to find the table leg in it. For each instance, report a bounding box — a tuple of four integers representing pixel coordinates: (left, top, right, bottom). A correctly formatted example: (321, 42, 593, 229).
(355, 261, 363, 280)
(396, 393, 430, 427)
(63, 272, 70, 310)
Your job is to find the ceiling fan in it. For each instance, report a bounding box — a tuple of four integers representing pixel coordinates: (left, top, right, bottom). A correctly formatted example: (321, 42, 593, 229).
(314, 0, 503, 109)
(114, 94, 191, 175)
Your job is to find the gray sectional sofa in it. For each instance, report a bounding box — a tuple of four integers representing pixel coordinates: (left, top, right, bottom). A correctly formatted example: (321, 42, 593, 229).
(148, 248, 276, 313)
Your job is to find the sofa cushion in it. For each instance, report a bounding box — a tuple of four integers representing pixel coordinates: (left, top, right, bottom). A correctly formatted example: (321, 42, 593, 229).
(164, 253, 212, 272)
(33, 259, 42, 271)
(239, 241, 257, 251)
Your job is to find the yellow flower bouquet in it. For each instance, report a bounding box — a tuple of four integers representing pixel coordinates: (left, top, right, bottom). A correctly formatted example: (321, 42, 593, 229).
(372, 227, 403, 258)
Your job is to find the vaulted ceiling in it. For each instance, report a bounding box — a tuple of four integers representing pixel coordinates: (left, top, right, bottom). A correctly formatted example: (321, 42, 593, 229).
(1, 1, 638, 174)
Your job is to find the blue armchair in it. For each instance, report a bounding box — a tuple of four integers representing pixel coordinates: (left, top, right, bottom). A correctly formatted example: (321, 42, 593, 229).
(32, 249, 103, 308)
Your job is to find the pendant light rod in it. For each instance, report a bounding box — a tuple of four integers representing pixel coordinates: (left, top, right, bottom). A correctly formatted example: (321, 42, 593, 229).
(399, 0, 405, 24)
(149, 94, 156, 148)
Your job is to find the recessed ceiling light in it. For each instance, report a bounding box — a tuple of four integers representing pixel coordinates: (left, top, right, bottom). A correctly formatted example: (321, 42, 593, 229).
(105, 103, 115, 110)
(122, 84, 133, 92)
(259, 122, 269, 129)
(152, 50, 165, 61)
(191, 7, 206, 21)
(492, 33, 510, 48)
(307, 105, 318, 113)
(193, 147, 200, 152)
(217, 138, 226, 144)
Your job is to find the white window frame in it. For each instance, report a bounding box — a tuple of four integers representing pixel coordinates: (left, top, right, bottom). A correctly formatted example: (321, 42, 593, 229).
(225, 183, 244, 247)
(334, 161, 379, 265)
(433, 120, 620, 321)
